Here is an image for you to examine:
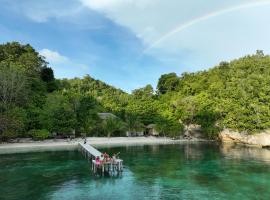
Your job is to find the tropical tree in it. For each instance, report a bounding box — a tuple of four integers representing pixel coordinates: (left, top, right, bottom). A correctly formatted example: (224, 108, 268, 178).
(125, 113, 144, 133)
(103, 117, 126, 137)
(0, 66, 28, 110)
(157, 73, 179, 94)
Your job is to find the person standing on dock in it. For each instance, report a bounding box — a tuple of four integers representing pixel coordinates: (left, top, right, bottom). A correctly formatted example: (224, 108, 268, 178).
(95, 156, 101, 166)
(103, 152, 109, 162)
(82, 133, 87, 144)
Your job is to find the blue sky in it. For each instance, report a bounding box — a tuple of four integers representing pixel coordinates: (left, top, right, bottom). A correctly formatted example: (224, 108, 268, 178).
(1, 0, 270, 92)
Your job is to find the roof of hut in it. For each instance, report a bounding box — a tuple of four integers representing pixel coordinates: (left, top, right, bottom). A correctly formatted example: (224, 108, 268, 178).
(98, 113, 117, 120)
(146, 124, 156, 129)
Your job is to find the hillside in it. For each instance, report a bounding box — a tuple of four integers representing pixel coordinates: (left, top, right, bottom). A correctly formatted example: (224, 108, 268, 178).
(160, 50, 270, 137)
(1, 42, 270, 140)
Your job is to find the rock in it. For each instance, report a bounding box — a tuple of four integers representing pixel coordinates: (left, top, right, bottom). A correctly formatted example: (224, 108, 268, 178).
(184, 124, 204, 138)
(219, 129, 270, 147)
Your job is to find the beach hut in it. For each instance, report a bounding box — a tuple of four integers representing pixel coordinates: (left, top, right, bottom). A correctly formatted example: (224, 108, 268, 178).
(146, 124, 159, 136)
(126, 130, 144, 137)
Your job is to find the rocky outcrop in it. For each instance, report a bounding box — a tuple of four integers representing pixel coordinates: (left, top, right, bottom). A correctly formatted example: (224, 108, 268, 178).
(219, 129, 270, 147)
(183, 124, 204, 138)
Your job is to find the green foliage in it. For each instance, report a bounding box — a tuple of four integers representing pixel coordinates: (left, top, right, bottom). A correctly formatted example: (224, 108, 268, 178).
(41, 67, 54, 82)
(0, 42, 47, 107)
(157, 73, 179, 94)
(25, 106, 43, 131)
(41, 67, 58, 92)
(59, 75, 128, 116)
(171, 51, 270, 136)
(1, 41, 269, 140)
(0, 66, 28, 109)
(75, 95, 101, 135)
(103, 117, 126, 137)
(156, 118, 183, 138)
(42, 92, 77, 135)
(28, 129, 50, 140)
(132, 84, 154, 99)
(0, 107, 27, 140)
(125, 113, 144, 132)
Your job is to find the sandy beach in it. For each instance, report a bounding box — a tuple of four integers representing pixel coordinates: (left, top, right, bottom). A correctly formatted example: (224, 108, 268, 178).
(0, 137, 208, 154)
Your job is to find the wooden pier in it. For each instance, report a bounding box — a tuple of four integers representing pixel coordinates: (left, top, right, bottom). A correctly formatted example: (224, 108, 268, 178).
(78, 142, 123, 175)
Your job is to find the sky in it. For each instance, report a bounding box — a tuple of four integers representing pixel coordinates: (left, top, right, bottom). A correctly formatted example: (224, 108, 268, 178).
(1, 0, 270, 92)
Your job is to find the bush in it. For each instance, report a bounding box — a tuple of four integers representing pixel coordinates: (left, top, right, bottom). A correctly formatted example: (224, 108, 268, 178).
(29, 129, 50, 140)
(1, 130, 18, 141)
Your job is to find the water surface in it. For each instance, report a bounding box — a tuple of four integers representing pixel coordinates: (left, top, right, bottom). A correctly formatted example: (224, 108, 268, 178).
(1, 143, 270, 200)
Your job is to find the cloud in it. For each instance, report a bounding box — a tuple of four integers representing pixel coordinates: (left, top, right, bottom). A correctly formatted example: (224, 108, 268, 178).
(79, 0, 127, 10)
(78, 0, 270, 47)
(39, 48, 92, 78)
(78, 0, 270, 70)
(145, 0, 270, 52)
(79, 0, 151, 10)
(2, 0, 83, 23)
(4, 0, 270, 87)
(39, 49, 68, 63)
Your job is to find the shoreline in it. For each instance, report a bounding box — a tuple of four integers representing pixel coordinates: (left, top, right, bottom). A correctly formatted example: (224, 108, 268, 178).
(0, 137, 210, 154)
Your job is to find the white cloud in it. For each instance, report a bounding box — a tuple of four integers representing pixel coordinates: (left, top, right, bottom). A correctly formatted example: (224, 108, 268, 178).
(39, 48, 92, 78)
(39, 49, 68, 63)
(80, 0, 264, 48)
(79, 0, 151, 10)
(9, 0, 270, 75)
(79, 0, 270, 70)
(145, 0, 270, 52)
(4, 0, 83, 23)
(79, 0, 128, 10)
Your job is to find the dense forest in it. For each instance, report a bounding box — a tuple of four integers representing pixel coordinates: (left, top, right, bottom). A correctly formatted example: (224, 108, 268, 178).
(0, 42, 270, 141)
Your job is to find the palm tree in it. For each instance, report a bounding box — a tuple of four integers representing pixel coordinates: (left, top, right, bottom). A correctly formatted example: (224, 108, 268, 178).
(125, 114, 144, 134)
(103, 117, 125, 137)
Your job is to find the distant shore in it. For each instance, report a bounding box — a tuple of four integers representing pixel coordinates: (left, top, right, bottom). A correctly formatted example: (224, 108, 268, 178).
(0, 137, 209, 154)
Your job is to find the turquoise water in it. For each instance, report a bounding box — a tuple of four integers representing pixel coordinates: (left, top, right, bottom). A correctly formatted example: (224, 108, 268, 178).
(1, 143, 270, 200)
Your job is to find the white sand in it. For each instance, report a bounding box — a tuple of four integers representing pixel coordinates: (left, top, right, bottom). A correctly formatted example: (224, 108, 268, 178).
(0, 137, 208, 154)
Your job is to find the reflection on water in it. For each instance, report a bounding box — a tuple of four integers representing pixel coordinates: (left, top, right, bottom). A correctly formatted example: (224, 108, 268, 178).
(0, 143, 270, 200)
(220, 143, 270, 163)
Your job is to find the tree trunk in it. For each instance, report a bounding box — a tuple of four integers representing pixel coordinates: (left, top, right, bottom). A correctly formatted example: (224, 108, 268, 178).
(107, 132, 111, 138)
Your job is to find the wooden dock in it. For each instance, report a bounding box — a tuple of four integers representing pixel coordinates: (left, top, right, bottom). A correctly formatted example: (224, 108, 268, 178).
(78, 142, 123, 175)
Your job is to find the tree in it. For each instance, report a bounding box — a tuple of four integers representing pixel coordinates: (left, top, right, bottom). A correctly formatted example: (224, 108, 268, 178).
(157, 73, 179, 94)
(0, 66, 28, 110)
(41, 67, 58, 92)
(0, 42, 48, 105)
(76, 95, 100, 135)
(125, 113, 144, 133)
(156, 118, 183, 138)
(42, 92, 77, 135)
(176, 96, 197, 126)
(0, 107, 27, 141)
(132, 84, 154, 99)
(41, 67, 54, 82)
(103, 117, 125, 137)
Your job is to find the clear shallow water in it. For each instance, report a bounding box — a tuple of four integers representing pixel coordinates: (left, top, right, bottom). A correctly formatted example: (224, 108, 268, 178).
(1, 143, 270, 200)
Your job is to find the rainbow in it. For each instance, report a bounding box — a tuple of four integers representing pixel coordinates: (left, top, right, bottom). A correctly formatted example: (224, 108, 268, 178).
(144, 0, 270, 53)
